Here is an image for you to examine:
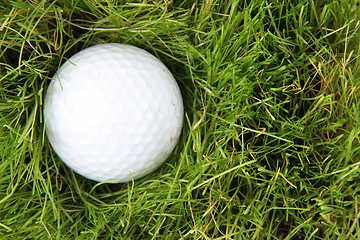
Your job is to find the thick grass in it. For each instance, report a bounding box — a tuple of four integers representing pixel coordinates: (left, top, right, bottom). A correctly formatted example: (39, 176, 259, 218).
(1, 0, 360, 239)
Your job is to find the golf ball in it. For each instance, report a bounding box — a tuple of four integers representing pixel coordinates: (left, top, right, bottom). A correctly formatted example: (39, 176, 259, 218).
(44, 43, 184, 183)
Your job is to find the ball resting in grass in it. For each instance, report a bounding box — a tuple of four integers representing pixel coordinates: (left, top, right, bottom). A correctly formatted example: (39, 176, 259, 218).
(44, 43, 184, 183)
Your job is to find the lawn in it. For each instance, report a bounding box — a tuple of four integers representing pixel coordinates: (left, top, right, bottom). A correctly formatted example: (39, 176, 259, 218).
(1, 0, 360, 239)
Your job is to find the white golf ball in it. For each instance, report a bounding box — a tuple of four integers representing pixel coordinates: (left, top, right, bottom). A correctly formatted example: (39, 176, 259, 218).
(44, 43, 184, 183)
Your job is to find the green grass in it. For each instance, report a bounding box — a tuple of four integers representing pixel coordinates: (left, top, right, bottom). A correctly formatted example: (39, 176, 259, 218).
(1, 0, 360, 239)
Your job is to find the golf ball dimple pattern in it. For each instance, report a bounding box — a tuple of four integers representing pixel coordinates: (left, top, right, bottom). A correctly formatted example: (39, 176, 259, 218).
(44, 43, 184, 183)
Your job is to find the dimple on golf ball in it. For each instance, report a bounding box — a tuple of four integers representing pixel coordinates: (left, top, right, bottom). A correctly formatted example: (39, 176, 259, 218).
(44, 43, 184, 183)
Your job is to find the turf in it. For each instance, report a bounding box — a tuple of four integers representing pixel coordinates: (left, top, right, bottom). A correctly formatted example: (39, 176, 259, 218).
(1, 0, 360, 239)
